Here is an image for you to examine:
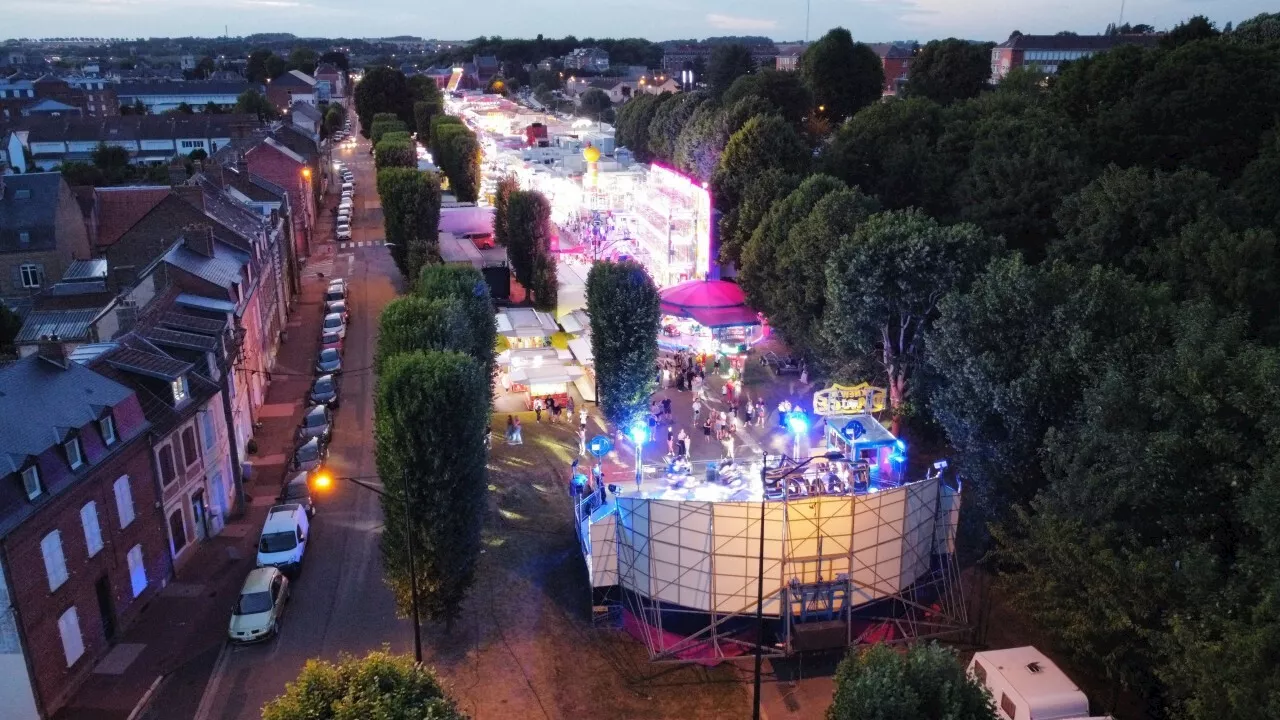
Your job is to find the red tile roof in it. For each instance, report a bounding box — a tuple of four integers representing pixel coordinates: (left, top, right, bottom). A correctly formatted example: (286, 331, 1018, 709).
(93, 186, 171, 248)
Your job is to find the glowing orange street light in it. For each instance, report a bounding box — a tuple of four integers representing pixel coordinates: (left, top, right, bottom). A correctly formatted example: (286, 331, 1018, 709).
(312, 471, 332, 490)
(818, 105, 826, 112)
(301, 167, 312, 180)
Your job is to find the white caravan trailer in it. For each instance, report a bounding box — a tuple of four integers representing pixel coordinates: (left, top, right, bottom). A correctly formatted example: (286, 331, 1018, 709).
(968, 646, 1113, 720)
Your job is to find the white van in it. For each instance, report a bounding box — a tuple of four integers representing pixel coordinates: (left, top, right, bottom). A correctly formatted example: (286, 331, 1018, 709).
(256, 504, 311, 575)
(968, 647, 1109, 720)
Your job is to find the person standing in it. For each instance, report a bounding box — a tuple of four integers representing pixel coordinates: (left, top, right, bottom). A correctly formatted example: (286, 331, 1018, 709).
(534, 397, 543, 423)
(567, 395, 575, 418)
(667, 427, 675, 456)
(703, 417, 714, 443)
(579, 407, 589, 430)
(693, 398, 702, 423)
(513, 416, 523, 444)
(578, 426, 587, 456)
(678, 428, 689, 457)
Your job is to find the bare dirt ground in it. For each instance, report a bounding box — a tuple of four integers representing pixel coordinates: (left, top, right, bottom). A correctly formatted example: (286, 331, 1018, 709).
(414, 416, 751, 720)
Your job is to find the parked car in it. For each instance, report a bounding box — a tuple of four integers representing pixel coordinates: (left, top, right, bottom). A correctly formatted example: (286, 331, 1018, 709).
(324, 283, 346, 303)
(325, 300, 348, 324)
(462, 231, 495, 249)
(336, 212, 351, 226)
(336, 224, 352, 240)
(255, 503, 311, 575)
(310, 373, 340, 408)
(321, 331, 344, 355)
(279, 471, 318, 517)
(228, 567, 289, 643)
(296, 404, 333, 443)
(322, 312, 346, 339)
(316, 347, 343, 374)
(290, 436, 327, 472)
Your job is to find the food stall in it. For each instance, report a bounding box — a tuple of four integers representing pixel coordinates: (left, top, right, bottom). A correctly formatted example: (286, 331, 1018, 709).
(505, 361, 585, 410)
(496, 307, 560, 349)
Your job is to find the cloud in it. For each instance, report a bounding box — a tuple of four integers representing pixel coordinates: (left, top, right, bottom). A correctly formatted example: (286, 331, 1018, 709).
(705, 13, 778, 31)
(234, 0, 304, 6)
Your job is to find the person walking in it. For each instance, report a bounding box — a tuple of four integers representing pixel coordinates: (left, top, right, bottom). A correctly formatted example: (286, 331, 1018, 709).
(667, 427, 675, 456)
(578, 426, 587, 456)
(548, 397, 559, 424)
(579, 407, 588, 430)
(703, 417, 714, 443)
(506, 415, 516, 444)
(513, 417, 523, 444)
(678, 428, 689, 457)
(534, 398, 543, 423)
(693, 398, 702, 423)
(567, 395, 575, 418)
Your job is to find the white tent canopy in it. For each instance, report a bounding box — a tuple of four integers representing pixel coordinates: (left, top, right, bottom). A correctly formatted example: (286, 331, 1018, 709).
(496, 307, 560, 338)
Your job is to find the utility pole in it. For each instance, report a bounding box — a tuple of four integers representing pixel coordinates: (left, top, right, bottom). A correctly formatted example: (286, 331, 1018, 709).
(752, 450, 768, 720)
(805, 0, 812, 44)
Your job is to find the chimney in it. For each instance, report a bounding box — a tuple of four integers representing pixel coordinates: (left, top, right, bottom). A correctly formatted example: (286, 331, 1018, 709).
(37, 335, 68, 369)
(173, 183, 204, 210)
(111, 265, 138, 292)
(183, 223, 215, 257)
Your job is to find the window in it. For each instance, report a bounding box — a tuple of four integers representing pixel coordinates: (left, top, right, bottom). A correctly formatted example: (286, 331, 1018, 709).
(972, 661, 987, 685)
(80, 502, 103, 557)
(99, 414, 117, 446)
(127, 545, 146, 597)
(64, 437, 83, 470)
(200, 412, 216, 451)
(181, 426, 199, 467)
(19, 263, 43, 288)
(41, 531, 68, 591)
(157, 444, 177, 486)
(114, 475, 135, 528)
(19, 232, 30, 245)
(57, 607, 84, 667)
(171, 375, 189, 405)
(168, 509, 188, 556)
(21, 465, 41, 500)
(1000, 693, 1017, 720)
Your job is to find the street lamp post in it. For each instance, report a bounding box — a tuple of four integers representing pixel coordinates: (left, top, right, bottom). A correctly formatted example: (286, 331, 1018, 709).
(313, 471, 423, 663)
(630, 423, 647, 492)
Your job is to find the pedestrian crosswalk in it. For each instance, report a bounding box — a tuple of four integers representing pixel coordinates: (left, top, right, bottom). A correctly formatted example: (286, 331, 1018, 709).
(337, 240, 383, 251)
(307, 256, 335, 279)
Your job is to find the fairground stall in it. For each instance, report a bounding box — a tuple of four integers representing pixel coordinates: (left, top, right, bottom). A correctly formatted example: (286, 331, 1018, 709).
(559, 309, 596, 402)
(498, 346, 584, 410)
(496, 307, 559, 349)
(657, 280, 765, 354)
(811, 384, 903, 488)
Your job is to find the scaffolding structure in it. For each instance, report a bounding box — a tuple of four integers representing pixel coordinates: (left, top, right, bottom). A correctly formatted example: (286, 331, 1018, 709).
(583, 468, 966, 663)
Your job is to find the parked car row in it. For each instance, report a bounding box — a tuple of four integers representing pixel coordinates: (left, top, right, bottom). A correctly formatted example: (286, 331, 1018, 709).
(229, 277, 350, 645)
(334, 157, 356, 240)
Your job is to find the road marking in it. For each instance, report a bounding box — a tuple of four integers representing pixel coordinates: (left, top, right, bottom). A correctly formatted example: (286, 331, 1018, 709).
(192, 642, 233, 720)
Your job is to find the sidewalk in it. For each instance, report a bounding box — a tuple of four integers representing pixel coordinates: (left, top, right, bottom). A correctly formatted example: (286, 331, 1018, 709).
(56, 251, 335, 720)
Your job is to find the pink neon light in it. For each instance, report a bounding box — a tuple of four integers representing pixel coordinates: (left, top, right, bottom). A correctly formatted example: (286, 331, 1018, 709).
(649, 163, 712, 279)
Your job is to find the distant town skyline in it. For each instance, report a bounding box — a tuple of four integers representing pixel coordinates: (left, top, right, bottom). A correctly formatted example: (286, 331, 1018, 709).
(3, 0, 1274, 46)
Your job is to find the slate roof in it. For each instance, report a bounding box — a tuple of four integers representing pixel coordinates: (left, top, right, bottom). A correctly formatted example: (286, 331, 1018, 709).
(273, 70, 317, 88)
(22, 114, 263, 145)
(870, 43, 914, 59)
(24, 98, 80, 114)
(14, 307, 102, 344)
(196, 175, 268, 242)
(143, 326, 219, 352)
(260, 136, 306, 165)
(0, 172, 64, 253)
(104, 345, 191, 381)
(158, 311, 225, 335)
(289, 101, 323, 122)
(996, 33, 1162, 51)
(271, 125, 319, 160)
(166, 233, 251, 288)
(0, 355, 134, 475)
(93, 186, 171, 248)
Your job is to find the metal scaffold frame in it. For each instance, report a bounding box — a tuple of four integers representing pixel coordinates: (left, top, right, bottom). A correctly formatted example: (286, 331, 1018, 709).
(606, 472, 967, 664)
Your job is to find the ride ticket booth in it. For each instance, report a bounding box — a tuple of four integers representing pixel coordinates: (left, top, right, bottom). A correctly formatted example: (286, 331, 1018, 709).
(813, 384, 903, 489)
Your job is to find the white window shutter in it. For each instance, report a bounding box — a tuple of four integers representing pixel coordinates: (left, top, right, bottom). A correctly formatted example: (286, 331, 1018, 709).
(113, 476, 135, 528)
(41, 531, 68, 591)
(57, 607, 84, 667)
(81, 502, 103, 557)
(127, 546, 147, 598)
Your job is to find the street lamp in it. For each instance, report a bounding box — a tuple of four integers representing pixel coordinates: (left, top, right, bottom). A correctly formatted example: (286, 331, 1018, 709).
(786, 410, 808, 459)
(751, 449, 845, 720)
(311, 470, 423, 663)
(630, 422, 647, 490)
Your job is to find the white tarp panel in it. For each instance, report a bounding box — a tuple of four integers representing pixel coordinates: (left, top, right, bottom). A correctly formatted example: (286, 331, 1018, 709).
(935, 482, 960, 555)
(590, 512, 617, 586)
(603, 477, 944, 616)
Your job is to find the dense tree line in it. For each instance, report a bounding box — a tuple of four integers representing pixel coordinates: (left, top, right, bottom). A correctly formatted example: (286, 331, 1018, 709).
(499, 189, 557, 310)
(374, 265, 496, 629)
(712, 15, 1280, 719)
(375, 167, 440, 280)
(432, 117, 482, 203)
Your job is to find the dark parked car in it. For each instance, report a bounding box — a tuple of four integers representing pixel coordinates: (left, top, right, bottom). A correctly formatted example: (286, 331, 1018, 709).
(290, 437, 326, 472)
(310, 374, 340, 408)
(325, 300, 349, 324)
(316, 347, 343, 374)
(279, 471, 317, 516)
(296, 404, 332, 443)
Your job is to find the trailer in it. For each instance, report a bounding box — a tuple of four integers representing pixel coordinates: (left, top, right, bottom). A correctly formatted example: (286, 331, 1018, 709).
(968, 646, 1112, 720)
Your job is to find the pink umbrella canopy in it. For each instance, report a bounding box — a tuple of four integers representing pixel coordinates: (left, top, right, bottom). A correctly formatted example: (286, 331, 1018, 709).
(658, 280, 761, 328)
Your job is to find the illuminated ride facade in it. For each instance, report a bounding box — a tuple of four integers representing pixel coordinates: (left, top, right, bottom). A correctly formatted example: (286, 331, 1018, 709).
(632, 164, 714, 287)
(658, 279, 766, 355)
(574, 394, 966, 664)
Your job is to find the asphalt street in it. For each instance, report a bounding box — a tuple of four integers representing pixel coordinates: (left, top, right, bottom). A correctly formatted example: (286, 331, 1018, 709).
(191, 126, 415, 720)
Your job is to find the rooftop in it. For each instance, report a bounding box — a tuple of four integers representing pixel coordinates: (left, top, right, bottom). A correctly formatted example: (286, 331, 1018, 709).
(0, 354, 134, 475)
(996, 32, 1163, 51)
(15, 307, 103, 344)
(0, 172, 64, 253)
(93, 186, 171, 248)
(164, 239, 249, 290)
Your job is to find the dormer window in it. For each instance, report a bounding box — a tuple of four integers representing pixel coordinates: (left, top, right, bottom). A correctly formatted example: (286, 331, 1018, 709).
(64, 437, 84, 470)
(171, 375, 189, 405)
(22, 465, 42, 500)
(99, 414, 117, 446)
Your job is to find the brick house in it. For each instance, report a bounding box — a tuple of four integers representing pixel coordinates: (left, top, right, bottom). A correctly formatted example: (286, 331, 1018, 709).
(87, 337, 234, 572)
(989, 32, 1162, 81)
(313, 63, 345, 98)
(265, 70, 317, 113)
(0, 173, 92, 302)
(0, 348, 168, 719)
(870, 43, 915, 96)
(245, 137, 315, 261)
